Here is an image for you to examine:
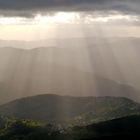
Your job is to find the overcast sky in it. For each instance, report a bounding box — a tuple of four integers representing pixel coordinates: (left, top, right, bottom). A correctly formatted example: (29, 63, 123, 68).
(0, 0, 140, 17)
(0, 0, 140, 41)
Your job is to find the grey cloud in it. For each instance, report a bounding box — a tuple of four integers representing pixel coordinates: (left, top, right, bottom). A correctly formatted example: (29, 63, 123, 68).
(0, 0, 140, 17)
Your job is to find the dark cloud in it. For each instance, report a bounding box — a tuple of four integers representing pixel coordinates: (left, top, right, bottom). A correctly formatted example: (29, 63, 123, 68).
(0, 0, 140, 17)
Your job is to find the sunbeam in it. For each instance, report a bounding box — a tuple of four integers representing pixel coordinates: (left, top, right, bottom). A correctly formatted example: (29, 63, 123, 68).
(0, 0, 140, 139)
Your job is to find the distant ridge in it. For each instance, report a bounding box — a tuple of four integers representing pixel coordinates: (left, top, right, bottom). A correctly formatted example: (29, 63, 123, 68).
(0, 45, 140, 104)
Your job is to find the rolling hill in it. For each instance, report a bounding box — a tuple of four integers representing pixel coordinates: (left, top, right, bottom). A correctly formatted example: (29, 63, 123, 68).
(0, 94, 140, 124)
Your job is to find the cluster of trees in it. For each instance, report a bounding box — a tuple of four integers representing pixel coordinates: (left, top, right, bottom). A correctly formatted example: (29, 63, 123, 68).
(0, 116, 91, 140)
(0, 117, 72, 140)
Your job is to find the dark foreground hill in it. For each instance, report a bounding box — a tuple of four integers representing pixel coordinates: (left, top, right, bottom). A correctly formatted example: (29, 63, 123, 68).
(0, 115, 140, 140)
(0, 94, 140, 124)
(71, 115, 140, 139)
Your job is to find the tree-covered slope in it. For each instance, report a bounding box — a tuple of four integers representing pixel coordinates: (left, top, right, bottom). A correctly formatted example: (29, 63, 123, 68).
(0, 94, 140, 124)
(0, 115, 140, 140)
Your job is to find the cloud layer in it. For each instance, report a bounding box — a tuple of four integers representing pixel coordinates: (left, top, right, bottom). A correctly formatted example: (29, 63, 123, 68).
(0, 0, 140, 17)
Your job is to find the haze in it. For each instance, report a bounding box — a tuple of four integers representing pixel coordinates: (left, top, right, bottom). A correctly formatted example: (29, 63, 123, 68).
(0, 0, 140, 104)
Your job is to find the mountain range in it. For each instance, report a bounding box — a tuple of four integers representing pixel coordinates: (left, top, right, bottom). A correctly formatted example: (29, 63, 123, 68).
(0, 45, 140, 104)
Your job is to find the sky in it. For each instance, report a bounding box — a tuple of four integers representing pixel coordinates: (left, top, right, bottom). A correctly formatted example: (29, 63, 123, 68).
(0, 0, 140, 41)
